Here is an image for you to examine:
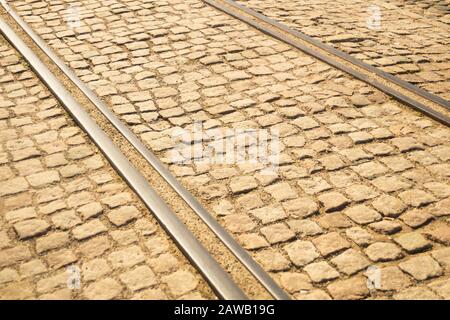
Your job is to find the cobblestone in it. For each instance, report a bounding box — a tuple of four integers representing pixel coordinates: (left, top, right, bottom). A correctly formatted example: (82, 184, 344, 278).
(5, 0, 450, 300)
(236, 0, 450, 100)
(0, 36, 212, 300)
(365, 242, 404, 262)
(399, 255, 443, 281)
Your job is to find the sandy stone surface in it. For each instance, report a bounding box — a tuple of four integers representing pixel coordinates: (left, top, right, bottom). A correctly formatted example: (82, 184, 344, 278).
(0, 36, 214, 300)
(237, 0, 450, 100)
(2, 0, 450, 299)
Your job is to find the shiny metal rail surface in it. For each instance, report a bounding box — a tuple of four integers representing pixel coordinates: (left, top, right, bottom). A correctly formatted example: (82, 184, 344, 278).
(203, 0, 450, 126)
(0, 0, 291, 300)
(0, 16, 248, 300)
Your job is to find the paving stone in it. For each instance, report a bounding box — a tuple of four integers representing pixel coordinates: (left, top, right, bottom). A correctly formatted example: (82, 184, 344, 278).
(282, 197, 319, 219)
(229, 176, 258, 194)
(339, 147, 372, 162)
(391, 137, 423, 152)
(331, 249, 370, 275)
(345, 227, 374, 247)
(312, 232, 350, 257)
(428, 279, 450, 299)
(77, 202, 103, 220)
(369, 220, 402, 235)
(108, 245, 146, 269)
(317, 192, 350, 212)
(380, 156, 414, 172)
(425, 224, 450, 245)
(394, 287, 441, 300)
(304, 261, 340, 283)
(371, 176, 411, 193)
(133, 288, 168, 300)
(319, 155, 346, 171)
(255, 249, 290, 271)
(378, 266, 412, 291)
(119, 265, 157, 291)
(236, 193, 264, 211)
(351, 161, 388, 179)
(365, 242, 404, 262)
(84, 278, 123, 300)
(51, 210, 82, 230)
(318, 212, 353, 229)
(400, 209, 434, 228)
(297, 176, 332, 195)
(110, 230, 139, 246)
(327, 276, 369, 300)
(5, 207, 37, 223)
(0, 177, 28, 196)
(349, 131, 373, 144)
(82, 258, 112, 282)
(0, 281, 34, 300)
(372, 195, 406, 217)
(295, 289, 331, 300)
(72, 220, 107, 240)
(238, 234, 269, 250)
(423, 182, 450, 199)
(46, 249, 78, 269)
(261, 223, 295, 244)
(249, 205, 286, 224)
(13, 219, 50, 240)
(279, 273, 313, 293)
(264, 182, 297, 201)
(344, 205, 382, 225)
(0, 268, 19, 285)
(284, 240, 319, 267)
(162, 270, 198, 296)
(394, 233, 431, 253)
(36, 232, 70, 254)
(223, 214, 256, 233)
(398, 189, 436, 207)
(293, 116, 319, 130)
(107, 206, 140, 227)
(20, 259, 47, 277)
(431, 248, 450, 272)
(399, 256, 442, 281)
(101, 193, 132, 208)
(364, 143, 394, 156)
(287, 219, 323, 236)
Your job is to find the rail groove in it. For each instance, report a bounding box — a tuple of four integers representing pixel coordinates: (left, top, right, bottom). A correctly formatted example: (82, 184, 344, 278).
(0, 16, 248, 300)
(203, 0, 450, 126)
(0, 0, 290, 300)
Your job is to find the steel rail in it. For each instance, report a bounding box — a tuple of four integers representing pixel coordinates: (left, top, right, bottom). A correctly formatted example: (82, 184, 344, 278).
(226, 0, 450, 111)
(203, 0, 450, 126)
(0, 17, 248, 300)
(0, 1, 291, 300)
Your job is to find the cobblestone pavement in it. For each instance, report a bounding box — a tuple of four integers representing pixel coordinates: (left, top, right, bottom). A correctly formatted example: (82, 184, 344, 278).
(6, 0, 450, 300)
(0, 35, 214, 300)
(237, 0, 450, 100)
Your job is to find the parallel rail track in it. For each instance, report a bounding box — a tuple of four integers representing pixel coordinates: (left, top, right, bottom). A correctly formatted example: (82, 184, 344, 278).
(3, 0, 448, 301)
(203, 0, 450, 126)
(0, 1, 290, 300)
(0, 17, 249, 301)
